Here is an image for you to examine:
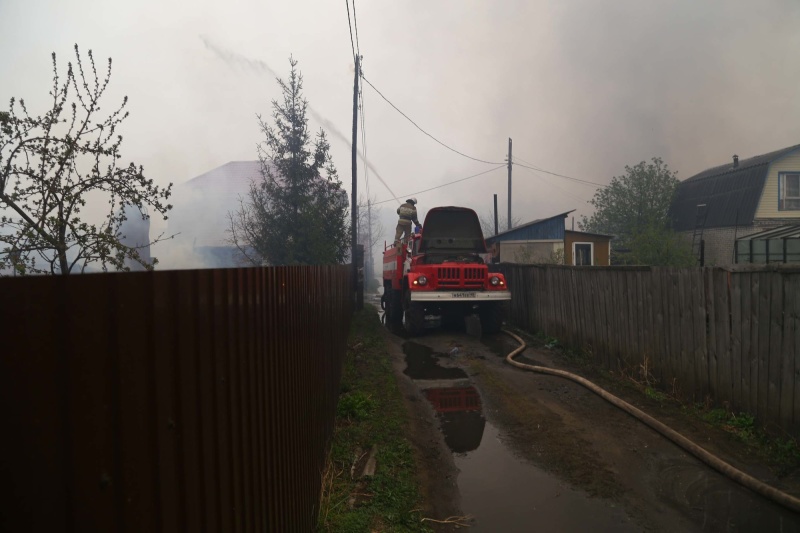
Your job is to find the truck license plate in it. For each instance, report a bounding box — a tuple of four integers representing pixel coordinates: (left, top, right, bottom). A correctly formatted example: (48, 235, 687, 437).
(452, 292, 472, 298)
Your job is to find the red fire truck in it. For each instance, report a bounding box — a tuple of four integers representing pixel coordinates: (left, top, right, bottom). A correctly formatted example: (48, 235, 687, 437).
(381, 206, 510, 335)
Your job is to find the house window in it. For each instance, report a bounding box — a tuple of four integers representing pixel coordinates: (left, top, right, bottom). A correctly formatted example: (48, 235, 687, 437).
(573, 242, 593, 266)
(779, 173, 800, 210)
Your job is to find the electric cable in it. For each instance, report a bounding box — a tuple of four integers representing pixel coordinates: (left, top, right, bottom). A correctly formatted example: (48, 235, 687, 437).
(517, 166, 592, 203)
(513, 161, 607, 188)
(502, 329, 800, 514)
(374, 165, 506, 205)
(352, 0, 361, 58)
(344, 0, 356, 60)
(360, 89, 370, 198)
(361, 75, 504, 166)
(512, 154, 543, 168)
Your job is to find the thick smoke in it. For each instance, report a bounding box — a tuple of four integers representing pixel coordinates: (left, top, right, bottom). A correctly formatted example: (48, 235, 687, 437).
(200, 36, 401, 205)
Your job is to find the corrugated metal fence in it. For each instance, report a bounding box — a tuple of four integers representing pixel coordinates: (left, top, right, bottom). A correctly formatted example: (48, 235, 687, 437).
(501, 264, 800, 435)
(0, 265, 352, 532)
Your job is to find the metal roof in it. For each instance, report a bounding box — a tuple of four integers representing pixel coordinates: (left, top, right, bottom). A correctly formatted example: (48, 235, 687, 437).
(485, 210, 574, 244)
(669, 144, 800, 231)
(565, 229, 614, 239)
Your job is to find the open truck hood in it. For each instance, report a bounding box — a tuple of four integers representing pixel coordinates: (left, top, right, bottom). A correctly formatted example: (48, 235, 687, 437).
(419, 206, 487, 254)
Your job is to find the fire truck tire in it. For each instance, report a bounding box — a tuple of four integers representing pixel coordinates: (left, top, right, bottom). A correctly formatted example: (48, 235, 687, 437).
(387, 289, 403, 325)
(479, 302, 504, 334)
(404, 303, 426, 336)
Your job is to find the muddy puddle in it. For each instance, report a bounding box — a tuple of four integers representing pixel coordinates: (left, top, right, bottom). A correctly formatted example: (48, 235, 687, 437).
(403, 341, 639, 531)
(455, 422, 638, 532)
(403, 341, 467, 380)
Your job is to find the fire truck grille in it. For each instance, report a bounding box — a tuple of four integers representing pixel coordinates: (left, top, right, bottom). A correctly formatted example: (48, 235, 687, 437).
(464, 268, 483, 280)
(437, 267, 460, 286)
(437, 267, 485, 287)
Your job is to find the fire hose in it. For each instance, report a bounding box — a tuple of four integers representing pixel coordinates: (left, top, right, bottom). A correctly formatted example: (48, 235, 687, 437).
(501, 329, 800, 514)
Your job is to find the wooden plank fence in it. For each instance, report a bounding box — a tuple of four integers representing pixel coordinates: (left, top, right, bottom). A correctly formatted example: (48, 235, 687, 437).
(501, 264, 800, 435)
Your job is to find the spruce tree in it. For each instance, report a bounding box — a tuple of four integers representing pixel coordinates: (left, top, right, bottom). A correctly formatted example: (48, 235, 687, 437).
(229, 57, 349, 265)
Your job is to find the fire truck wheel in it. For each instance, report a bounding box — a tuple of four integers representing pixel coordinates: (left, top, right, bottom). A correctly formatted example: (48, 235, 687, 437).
(385, 288, 403, 325)
(403, 303, 426, 336)
(479, 302, 504, 334)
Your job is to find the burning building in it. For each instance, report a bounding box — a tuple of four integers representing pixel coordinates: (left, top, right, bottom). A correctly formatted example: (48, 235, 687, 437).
(164, 161, 263, 269)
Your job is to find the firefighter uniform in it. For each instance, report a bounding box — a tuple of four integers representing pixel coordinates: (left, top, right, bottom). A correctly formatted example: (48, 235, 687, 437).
(395, 198, 420, 245)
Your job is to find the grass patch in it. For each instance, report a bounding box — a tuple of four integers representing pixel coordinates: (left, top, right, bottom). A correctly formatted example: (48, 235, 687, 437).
(318, 306, 431, 532)
(514, 330, 592, 366)
(644, 386, 668, 403)
(686, 405, 800, 476)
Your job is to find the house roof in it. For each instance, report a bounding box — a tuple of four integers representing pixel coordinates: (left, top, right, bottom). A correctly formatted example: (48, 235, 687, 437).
(485, 210, 574, 244)
(565, 229, 614, 239)
(169, 161, 264, 248)
(184, 160, 264, 192)
(669, 144, 800, 231)
(171, 160, 343, 249)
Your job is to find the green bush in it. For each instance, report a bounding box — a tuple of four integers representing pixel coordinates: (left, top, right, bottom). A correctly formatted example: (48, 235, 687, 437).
(337, 391, 375, 421)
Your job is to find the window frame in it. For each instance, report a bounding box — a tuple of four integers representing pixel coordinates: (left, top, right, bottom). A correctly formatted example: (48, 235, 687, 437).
(572, 242, 594, 266)
(778, 172, 800, 211)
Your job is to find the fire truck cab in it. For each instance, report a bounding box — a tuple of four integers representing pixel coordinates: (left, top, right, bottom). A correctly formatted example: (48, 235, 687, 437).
(381, 206, 510, 335)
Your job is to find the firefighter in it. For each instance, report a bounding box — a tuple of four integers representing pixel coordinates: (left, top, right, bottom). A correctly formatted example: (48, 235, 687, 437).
(394, 197, 420, 246)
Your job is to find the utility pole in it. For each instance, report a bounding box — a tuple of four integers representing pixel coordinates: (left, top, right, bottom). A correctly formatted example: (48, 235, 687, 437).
(493, 194, 499, 236)
(507, 138, 512, 231)
(351, 56, 362, 309)
(366, 197, 373, 286)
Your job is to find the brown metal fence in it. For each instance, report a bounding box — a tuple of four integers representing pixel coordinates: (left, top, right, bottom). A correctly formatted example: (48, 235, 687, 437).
(501, 264, 800, 435)
(0, 265, 352, 532)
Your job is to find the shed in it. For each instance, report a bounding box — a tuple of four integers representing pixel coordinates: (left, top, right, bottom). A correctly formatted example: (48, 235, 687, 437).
(485, 211, 573, 263)
(564, 230, 612, 266)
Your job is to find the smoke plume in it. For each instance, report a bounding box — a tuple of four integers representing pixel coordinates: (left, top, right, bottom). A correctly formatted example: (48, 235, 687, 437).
(200, 35, 401, 205)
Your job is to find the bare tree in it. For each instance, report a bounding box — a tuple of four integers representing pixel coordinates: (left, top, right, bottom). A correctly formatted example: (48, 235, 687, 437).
(0, 45, 173, 275)
(356, 194, 384, 289)
(356, 194, 384, 252)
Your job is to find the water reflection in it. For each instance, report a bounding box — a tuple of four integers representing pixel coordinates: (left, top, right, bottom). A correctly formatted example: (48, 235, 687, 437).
(425, 387, 486, 453)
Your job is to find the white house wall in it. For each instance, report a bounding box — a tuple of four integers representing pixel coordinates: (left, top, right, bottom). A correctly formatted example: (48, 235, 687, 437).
(500, 241, 561, 263)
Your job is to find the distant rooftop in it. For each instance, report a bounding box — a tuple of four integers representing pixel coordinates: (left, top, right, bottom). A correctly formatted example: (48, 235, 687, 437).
(170, 161, 265, 248)
(670, 144, 800, 231)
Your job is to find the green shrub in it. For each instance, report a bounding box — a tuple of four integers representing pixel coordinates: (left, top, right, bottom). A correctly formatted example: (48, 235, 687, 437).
(337, 391, 375, 421)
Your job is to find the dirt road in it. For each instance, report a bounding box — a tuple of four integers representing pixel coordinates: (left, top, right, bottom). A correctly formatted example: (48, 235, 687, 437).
(383, 321, 800, 532)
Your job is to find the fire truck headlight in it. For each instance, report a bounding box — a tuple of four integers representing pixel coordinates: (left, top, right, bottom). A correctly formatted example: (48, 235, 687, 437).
(417, 275, 428, 286)
(490, 276, 500, 286)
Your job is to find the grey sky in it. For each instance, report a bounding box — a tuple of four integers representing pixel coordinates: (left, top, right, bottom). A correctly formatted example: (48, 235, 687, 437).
(3, 0, 800, 264)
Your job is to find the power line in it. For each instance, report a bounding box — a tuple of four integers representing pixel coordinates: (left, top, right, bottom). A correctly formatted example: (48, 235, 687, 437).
(512, 155, 540, 168)
(344, 0, 356, 60)
(361, 75, 504, 166)
(359, 85, 369, 198)
(374, 165, 506, 205)
(352, 0, 361, 58)
(518, 166, 590, 203)
(513, 160, 607, 188)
